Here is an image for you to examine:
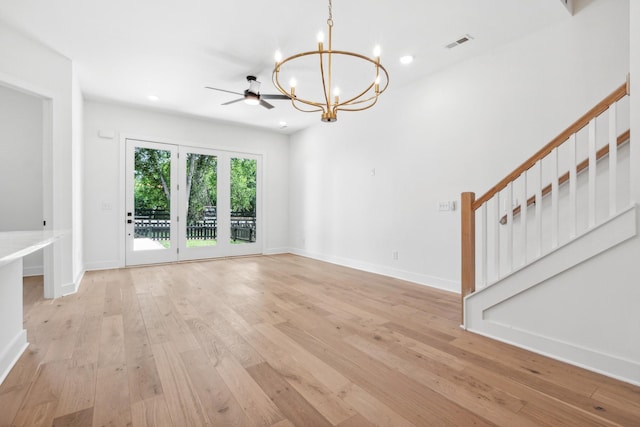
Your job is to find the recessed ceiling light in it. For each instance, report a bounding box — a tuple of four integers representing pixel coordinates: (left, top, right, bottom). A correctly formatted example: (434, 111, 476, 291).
(148, 95, 159, 101)
(400, 55, 414, 65)
(279, 121, 288, 129)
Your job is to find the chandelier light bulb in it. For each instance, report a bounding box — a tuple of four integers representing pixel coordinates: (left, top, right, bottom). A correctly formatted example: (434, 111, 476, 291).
(274, 50, 283, 63)
(333, 87, 340, 96)
(290, 78, 297, 88)
(317, 31, 325, 43)
(373, 45, 381, 58)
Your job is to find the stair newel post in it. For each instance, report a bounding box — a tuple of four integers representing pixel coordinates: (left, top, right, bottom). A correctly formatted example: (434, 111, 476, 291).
(461, 191, 476, 325)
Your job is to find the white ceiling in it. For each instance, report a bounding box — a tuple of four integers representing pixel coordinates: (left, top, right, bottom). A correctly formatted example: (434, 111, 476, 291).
(0, 0, 573, 134)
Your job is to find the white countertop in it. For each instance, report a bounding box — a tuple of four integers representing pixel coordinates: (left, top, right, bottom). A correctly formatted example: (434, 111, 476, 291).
(0, 230, 64, 268)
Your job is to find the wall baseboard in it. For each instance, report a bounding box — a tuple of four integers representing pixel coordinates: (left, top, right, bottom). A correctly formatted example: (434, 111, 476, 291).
(263, 247, 290, 255)
(0, 330, 27, 386)
(84, 260, 121, 271)
(23, 265, 43, 277)
(61, 269, 85, 296)
(288, 248, 459, 294)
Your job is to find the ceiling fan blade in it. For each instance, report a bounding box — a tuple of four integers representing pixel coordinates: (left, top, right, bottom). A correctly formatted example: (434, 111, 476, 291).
(261, 94, 291, 100)
(221, 98, 245, 106)
(205, 86, 244, 96)
(259, 99, 275, 109)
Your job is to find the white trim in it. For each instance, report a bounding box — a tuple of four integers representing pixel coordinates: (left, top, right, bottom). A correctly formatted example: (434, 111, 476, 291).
(0, 331, 28, 386)
(22, 265, 44, 276)
(62, 269, 85, 296)
(42, 99, 54, 298)
(84, 260, 122, 271)
(289, 248, 459, 294)
(466, 328, 639, 387)
(0, 73, 58, 300)
(263, 247, 290, 255)
(0, 71, 56, 100)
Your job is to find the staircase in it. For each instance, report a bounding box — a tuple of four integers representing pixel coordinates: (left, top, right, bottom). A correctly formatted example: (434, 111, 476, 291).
(460, 79, 640, 385)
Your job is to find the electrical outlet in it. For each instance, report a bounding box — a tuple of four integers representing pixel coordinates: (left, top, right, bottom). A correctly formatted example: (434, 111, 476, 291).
(392, 250, 399, 260)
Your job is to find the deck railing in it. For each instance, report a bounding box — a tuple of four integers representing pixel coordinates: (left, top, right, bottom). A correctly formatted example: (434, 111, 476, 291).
(134, 209, 256, 242)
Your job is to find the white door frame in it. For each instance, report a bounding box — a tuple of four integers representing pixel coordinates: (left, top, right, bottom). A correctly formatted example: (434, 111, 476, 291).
(125, 139, 179, 266)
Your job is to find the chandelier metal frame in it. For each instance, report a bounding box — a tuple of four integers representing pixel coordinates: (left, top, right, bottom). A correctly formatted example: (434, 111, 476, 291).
(272, 0, 389, 122)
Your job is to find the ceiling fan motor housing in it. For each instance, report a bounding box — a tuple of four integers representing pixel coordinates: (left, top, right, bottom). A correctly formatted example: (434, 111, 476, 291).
(246, 76, 261, 97)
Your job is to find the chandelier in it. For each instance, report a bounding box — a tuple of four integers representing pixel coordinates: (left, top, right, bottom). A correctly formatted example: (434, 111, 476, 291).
(272, 0, 389, 122)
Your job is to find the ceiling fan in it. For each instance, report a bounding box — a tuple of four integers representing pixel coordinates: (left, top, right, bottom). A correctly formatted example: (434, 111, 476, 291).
(205, 75, 290, 109)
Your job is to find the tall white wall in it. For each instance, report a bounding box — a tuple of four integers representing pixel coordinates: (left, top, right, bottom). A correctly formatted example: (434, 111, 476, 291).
(632, 0, 640, 203)
(289, 0, 630, 292)
(0, 21, 78, 297)
(83, 101, 290, 269)
(71, 66, 84, 288)
(0, 84, 43, 275)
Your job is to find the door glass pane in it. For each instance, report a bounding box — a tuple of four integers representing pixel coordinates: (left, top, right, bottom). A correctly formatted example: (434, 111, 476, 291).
(230, 157, 257, 244)
(134, 147, 172, 251)
(186, 153, 218, 247)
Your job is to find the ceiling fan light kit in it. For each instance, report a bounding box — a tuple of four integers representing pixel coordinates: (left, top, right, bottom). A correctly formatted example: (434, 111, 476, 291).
(206, 75, 289, 110)
(272, 0, 389, 122)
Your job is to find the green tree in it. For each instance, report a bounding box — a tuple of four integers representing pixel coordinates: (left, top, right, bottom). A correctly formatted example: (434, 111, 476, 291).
(133, 149, 255, 220)
(186, 154, 217, 224)
(230, 158, 256, 215)
(134, 147, 171, 212)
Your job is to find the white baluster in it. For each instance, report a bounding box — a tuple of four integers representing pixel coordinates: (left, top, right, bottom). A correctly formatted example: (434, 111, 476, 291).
(520, 171, 528, 266)
(494, 193, 501, 281)
(506, 181, 513, 273)
(551, 147, 559, 249)
(588, 118, 597, 228)
(481, 202, 488, 287)
(609, 103, 617, 217)
(568, 134, 577, 239)
(534, 160, 542, 258)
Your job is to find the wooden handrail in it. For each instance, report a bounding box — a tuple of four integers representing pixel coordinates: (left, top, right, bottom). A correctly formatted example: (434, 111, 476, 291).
(499, 129, 631, 224)
(473, 83, 629, 211)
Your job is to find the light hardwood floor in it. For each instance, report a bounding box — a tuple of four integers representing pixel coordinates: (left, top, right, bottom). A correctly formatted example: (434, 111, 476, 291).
(1, 254, 639, 426)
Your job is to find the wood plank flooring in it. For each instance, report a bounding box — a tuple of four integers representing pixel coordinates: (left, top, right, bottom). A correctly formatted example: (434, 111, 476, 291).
(1, 254, 639, 426)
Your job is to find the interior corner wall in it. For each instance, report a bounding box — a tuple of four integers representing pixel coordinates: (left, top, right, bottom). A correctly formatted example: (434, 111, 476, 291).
(82, 101, 290, 269)
(0, 21, 76, 298)
(631, 0, 640, 203)
(0, 84, 43, 275)
(71, 66, 84, 289)
(288, 0, 629, 292)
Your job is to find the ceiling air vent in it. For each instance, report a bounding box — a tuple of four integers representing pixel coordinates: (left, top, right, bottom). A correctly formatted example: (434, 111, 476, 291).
(445, 34, 473, 49)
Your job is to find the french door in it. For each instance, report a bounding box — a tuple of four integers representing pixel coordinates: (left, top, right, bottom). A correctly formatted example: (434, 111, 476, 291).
(125, 139, 261, 266)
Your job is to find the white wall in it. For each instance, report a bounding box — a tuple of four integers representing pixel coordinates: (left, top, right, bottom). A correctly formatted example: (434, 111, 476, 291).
(0, 84, 43, 275)
(289, 0, 630, 292)
(631, 0, 640, 203)
(83, 101, 290, 269)
(0, 21, 78, 297)
(71, 66, 84, 289)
